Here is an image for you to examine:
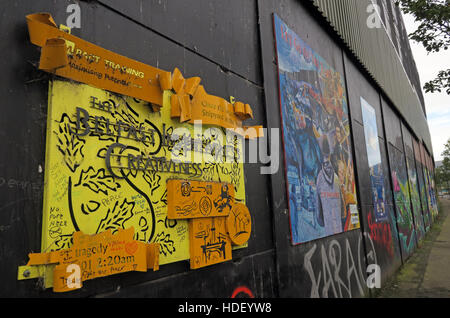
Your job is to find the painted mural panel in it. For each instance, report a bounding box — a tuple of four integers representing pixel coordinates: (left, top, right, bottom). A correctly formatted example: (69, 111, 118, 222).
(273, 14, 360, 244)
(41, 80, 247, 285)
(416, 161, 431, 232)
(420, 144, 438, 223)
(406, 155, 425, 242)
(388, 144, 416, 258)
(414, 140, 431, 231)
(361, 98, 387, 223)
(431, 176, 439, 218)
(360, 98, 400, 261)
(427, 156, 439, 220)
(423, 167, 433, 224)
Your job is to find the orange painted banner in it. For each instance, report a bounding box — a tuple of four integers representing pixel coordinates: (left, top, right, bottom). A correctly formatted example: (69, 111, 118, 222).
(166, 67, 263, 138)
(167, 180, 235, 219)
(189, 85, 245, 128)
(26, 13, 171, 107)
(26, 227, 159, 292)
(189, 216, 232, 269)
(26, 13, 264, 135)
(170, 84, 263, 138)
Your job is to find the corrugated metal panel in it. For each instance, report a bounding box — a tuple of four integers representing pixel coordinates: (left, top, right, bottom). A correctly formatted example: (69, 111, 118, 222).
(309, 0, 433, 154)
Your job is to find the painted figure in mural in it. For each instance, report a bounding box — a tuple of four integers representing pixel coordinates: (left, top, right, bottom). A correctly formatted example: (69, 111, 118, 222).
(274, 14, 360, 243)
(295, 84, 323, 180)
(331, 125, 350, 173)
(282, 84, 303, 236)
(315, 138, 344, 235)
(333, 123, 355, 224)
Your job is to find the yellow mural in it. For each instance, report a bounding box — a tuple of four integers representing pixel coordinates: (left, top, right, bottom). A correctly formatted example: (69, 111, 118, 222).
(40, 79, 247, 287)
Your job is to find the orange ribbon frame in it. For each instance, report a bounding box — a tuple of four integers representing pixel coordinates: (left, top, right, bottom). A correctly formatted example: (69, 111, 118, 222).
(27, 13, 263, 137)
(167, 67, 263, 138)
(26, 13, 170, 107)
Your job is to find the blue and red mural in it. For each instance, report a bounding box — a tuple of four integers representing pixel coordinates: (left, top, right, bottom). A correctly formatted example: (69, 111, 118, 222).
(273, 14, 360, 244)
(361, 98, 388, 223)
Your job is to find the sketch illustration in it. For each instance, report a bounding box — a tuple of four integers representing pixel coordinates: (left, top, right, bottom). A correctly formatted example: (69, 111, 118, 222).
(190, 217, 231, 269)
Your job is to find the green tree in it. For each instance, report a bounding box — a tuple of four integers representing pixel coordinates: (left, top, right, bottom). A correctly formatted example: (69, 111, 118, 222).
(436, 166, 447, 190)
(443, 138, 450, 158)
(396, 0, 450, 94)
(438, 139, 450, 191)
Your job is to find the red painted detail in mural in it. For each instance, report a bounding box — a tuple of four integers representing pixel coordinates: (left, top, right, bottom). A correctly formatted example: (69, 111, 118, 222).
(231, 286, 255, 298)
(367, 213, 394, 257)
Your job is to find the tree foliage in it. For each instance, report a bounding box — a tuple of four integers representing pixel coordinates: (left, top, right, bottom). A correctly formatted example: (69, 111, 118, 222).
(436, 138, 450, 191)
(396, 0, 450, 94)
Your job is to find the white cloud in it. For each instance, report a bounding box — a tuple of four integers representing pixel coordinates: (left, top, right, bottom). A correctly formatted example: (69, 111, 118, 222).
(401, 12, 450, 161)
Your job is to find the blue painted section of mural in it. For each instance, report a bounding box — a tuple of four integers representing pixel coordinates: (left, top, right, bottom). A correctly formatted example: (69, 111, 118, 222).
(360, 97, 402, 274)
(361, 98, 388, 223)
(274, 14, 360, 244)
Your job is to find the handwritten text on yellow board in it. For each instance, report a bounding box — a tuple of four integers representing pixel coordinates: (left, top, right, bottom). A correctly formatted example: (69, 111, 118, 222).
(41, 80, 246, 288)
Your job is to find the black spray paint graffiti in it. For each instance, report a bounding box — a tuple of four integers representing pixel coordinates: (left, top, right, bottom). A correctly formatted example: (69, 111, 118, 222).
(0, 176, 43, 193)
(303, 232, 377, 298)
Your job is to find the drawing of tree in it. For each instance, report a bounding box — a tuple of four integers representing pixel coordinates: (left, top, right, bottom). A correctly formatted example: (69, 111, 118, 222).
(112, 101, 140, 129)
(75, 167, 121, 195)
(159, 189, 167, 206)
(55, 114, 85, 173)
(90, 115, 116, 142)
(202, 162, 218, 182)
(54, 234, 73, 250)
(222, 163, 242, 190)
(81, 200, 101, 215)
(111, 101, 158, 148)
(142, 169, 161, 195)
(96, 198, 135, 234)
(153, 231, 176, 256)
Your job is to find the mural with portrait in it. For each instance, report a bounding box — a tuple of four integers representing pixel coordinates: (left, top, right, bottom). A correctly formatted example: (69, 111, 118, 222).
(361, 98, 400, 260)
(273, 14, 360, 244)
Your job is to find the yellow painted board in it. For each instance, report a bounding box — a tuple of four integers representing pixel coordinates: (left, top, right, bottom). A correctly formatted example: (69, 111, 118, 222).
(41, 80, 246, 287)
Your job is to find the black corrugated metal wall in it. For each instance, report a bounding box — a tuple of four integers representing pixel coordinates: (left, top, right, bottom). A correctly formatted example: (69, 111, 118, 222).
(0, 0, 436, 298)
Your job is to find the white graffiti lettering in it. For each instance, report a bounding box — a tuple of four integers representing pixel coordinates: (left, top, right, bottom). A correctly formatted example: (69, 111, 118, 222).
(304, 232, 377, 298)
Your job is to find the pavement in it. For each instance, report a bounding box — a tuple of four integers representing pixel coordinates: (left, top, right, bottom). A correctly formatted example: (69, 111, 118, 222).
(376, 197, 450, 298)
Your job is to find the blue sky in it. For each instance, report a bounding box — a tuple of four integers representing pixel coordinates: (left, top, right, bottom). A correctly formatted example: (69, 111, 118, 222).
(402, 13, 450, 162)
